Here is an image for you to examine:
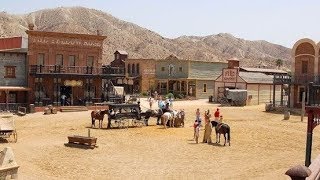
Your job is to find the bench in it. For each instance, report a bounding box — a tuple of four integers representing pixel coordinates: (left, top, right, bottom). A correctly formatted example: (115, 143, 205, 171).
(66, 135, 97, 149)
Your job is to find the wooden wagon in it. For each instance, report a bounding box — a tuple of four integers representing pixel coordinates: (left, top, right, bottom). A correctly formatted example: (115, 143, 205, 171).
(0, 119, 17, 143)
(107, 103, 145, 129)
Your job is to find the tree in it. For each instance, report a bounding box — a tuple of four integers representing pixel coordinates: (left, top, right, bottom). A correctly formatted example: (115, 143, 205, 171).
(276, 59, 283, 69)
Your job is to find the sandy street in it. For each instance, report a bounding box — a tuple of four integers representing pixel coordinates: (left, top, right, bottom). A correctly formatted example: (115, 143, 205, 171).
(0, 99, 318, 180)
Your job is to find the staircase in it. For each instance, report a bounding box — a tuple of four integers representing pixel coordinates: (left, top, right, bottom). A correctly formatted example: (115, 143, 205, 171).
(60, 106, 88, 112)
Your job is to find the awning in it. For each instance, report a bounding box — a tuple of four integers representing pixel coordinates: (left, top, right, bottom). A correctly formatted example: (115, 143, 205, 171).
(0, 86, 31, 91)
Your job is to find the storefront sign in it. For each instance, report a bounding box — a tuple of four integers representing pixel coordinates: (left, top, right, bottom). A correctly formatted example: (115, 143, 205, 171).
(143, 69, 155, 75)
(222, 69, 237, 82)
(64, 80, 83, 87)
(30, 37, 102, 47)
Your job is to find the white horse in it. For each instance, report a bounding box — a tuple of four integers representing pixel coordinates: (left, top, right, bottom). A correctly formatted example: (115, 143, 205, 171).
(161, 110, 178, 129)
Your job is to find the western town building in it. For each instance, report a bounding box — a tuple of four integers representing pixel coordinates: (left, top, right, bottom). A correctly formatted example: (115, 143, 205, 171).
(123, 58, 156, 94)
(123, 55, 227, 99)
(0, 37, 30, 111)
(26, 26, 124, 107)
(215, 58, 286, 105)
(289, 38, 320, 108)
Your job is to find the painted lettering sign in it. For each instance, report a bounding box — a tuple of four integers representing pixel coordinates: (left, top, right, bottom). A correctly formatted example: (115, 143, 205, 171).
(30, 37, 102, 47)
(143, 69, 155, 75)
(222, 69, 237, 82)
(64, 80, 83, 87)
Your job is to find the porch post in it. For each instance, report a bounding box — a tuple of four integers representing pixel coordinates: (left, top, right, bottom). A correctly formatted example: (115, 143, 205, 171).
(53, 78, 58, 106)
(166, 80, 169, 94)
(273, 83, 276, 107)
(179, 80, 182, 94)
(280, 85, 283, 106)
(187, 80, 189, 96)
(5, 90, 9, 111)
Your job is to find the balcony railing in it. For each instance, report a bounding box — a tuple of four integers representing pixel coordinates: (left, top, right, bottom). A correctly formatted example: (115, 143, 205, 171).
(29, 65, 125, 76)
(274, 74, 320, 85)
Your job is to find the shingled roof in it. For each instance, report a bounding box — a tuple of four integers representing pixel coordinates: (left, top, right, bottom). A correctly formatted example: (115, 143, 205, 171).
(239, 72, 274, 84)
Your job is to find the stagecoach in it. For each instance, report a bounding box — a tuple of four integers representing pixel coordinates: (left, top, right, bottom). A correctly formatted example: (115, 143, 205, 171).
(107, 103, 147, 129)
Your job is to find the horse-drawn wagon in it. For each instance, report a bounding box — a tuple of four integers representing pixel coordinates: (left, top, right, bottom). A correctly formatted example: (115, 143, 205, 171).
(107, 103, 146, 129)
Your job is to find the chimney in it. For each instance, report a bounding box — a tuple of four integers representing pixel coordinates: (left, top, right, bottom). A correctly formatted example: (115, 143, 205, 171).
(28, 23, 34, 30)
(97, 30, 101, 36)
(227, 57, 239, 69)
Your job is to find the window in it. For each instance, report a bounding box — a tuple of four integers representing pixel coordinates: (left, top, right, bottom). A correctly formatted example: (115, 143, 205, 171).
(87, 56, 94, 67)
(68, 55, 76, 66)
(8, 93, 16, 103)
(203, 83, 207, 92)
(136, 63, 140, 74)
(302, 61, 308, 74)
(37, 53, 45, 65)
(132, 64, 135, 74)
(56, 54, 63, 65)
(128, 64, 131, 74)
(179, 67, 183, 72)
(161, 67, 165, 71)
(5, 66, 16, 78)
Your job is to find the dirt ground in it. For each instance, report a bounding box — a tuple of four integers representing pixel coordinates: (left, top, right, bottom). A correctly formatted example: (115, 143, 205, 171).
(0, 99, 319, 180)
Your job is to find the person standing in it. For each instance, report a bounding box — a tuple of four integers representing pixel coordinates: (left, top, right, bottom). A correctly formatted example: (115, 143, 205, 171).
(214, 108, 220, 121)
(203, 110, 212, 143)
(61, 94, 66, 106)
(194, 121, 200, 144)
(148, 96, 153, 109)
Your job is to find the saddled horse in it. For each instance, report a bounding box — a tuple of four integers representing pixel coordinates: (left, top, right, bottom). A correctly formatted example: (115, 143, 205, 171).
(211, 121, 231, 146)
(161, 110, 178, 129)
(91, 110, 108, 128)
(144, 109, 163, 125)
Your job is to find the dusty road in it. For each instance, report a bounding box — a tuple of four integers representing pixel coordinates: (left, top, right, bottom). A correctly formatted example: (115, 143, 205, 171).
(0, 99, 318, 179)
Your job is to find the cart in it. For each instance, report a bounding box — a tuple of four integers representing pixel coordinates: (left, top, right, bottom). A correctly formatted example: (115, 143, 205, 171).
(0, 119, 17, 143)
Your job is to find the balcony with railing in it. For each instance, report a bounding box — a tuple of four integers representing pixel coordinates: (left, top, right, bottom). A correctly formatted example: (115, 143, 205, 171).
(274, 74, 320, 85)
(29, 65, 125, 77)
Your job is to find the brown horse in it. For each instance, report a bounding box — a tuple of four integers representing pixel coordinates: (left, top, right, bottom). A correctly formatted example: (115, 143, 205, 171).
(174, 110, 185, 127)
(211, 121, 231, 146)
(91, 110, 108, 128)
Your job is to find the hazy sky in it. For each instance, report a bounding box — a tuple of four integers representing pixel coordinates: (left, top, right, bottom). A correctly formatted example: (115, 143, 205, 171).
(1, 0, 319, 48)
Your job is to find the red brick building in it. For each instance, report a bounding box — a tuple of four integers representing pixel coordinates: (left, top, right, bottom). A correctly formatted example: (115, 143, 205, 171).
(26, 26, 110, 106)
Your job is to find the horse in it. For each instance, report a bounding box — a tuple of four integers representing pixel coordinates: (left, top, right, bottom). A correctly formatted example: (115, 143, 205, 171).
(91, 110, 108, 128)
(174, 110, 185, 127)
(144, 109, 163, 125)
(161, 110, 178, 129)
(211, 121, 231, 146)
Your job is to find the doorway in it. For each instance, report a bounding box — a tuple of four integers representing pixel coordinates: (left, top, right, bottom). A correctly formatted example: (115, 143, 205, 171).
(60, 86, 72, 106)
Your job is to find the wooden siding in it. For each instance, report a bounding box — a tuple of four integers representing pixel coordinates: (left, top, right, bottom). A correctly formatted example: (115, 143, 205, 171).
(247, 84, 281, 105)
(189, 62, 227, 80)
(0, 52, 27, 86)
(155, 60, 188, 79)
(196, 80, 214, 99)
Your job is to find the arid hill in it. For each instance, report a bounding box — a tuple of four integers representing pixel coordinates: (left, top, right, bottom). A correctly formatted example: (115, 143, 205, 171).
(0, 6, 291, 68)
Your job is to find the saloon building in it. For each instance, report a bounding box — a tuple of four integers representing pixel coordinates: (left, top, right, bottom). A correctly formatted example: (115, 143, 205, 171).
(26, 25, 124, 106)
(214, 58, 285, 105)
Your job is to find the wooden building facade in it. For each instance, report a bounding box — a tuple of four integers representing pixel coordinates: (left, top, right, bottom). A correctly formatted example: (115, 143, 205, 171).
(215, 59, 283, 105)
(155, 56, 227, 99)
(0, 37, 30, 111)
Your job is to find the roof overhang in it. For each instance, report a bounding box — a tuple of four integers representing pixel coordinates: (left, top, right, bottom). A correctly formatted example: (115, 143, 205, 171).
(0, 86, 31, 91)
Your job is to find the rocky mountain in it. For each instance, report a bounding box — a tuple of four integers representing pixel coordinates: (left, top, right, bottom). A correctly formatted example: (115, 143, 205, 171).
(0, 6, 291, 68)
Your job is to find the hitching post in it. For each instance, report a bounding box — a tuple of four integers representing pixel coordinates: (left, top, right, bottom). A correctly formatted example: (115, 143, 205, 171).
(305, 108, 313, 167)
(88, 129, 91, 137)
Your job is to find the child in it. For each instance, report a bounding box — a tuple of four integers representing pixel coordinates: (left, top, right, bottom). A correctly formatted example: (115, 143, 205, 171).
(195, 108, 202, 125)
(194, 121, 200, 144)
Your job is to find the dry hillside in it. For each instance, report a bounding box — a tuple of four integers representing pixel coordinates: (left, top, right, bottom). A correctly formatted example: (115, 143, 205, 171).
(0, 6, 291, 68)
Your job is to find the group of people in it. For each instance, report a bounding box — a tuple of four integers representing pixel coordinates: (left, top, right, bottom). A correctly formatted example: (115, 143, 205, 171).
(193, 108, 223, 144)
